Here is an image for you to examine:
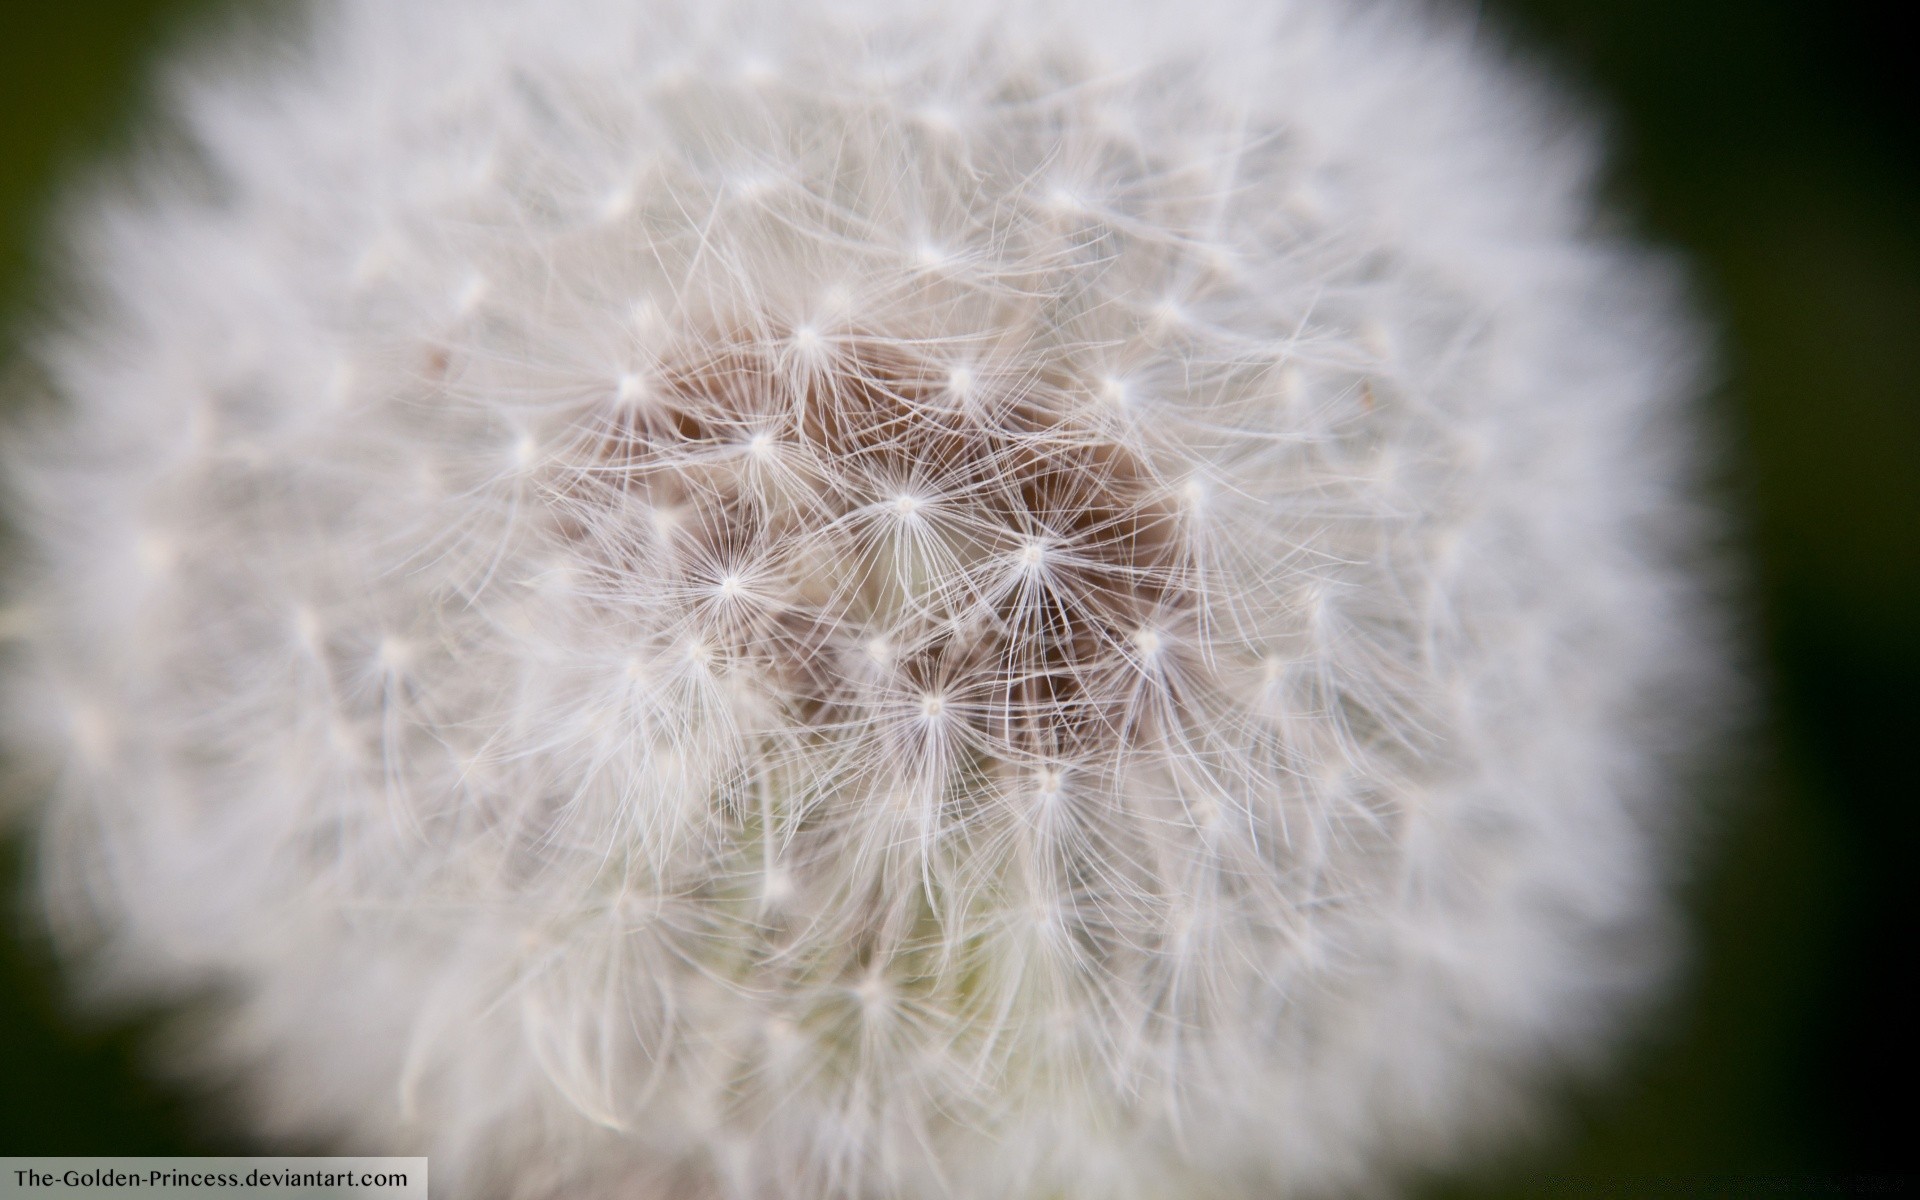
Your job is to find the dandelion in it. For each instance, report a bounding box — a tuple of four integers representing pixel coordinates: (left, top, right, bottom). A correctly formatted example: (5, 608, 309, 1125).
(2, 0, 1724, 1195)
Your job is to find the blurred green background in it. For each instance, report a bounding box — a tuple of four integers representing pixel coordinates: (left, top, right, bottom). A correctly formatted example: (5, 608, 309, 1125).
(1, 0, 1912, 1192)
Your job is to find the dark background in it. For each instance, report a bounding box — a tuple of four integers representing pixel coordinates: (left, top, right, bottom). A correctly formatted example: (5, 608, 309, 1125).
(1, 1, 1912, 1193)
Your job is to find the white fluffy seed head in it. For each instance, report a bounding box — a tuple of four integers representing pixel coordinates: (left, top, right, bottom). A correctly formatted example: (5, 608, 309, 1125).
(2, 0, 1724, 1196)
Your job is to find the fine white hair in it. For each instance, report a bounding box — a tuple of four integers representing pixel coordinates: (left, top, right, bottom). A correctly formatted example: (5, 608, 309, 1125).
(3, 0, 1724, 1195)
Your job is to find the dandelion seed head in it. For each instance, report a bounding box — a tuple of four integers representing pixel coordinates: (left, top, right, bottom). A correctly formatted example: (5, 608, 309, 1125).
(2, 0, 1725, 1196)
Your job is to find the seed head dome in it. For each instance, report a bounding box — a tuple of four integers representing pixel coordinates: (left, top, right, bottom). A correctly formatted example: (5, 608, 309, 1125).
(4, 0, 1722, 1196)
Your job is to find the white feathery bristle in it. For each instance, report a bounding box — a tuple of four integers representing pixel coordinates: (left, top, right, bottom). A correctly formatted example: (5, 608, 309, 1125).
(2, 0, 1724, 1196)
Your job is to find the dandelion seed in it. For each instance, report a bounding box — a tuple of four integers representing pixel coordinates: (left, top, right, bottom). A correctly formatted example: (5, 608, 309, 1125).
(615, 371, 650, 405)
(375, 635, 413, 674)
(455, 273, 490, 316)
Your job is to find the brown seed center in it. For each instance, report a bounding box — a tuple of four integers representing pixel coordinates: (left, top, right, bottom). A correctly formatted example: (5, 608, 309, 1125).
(572, 331, 1197, 764)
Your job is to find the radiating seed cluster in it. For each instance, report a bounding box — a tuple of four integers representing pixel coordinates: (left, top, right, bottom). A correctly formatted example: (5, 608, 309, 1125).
(582, 332, 1199, 759)
(2, 1, 1718, 1197)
